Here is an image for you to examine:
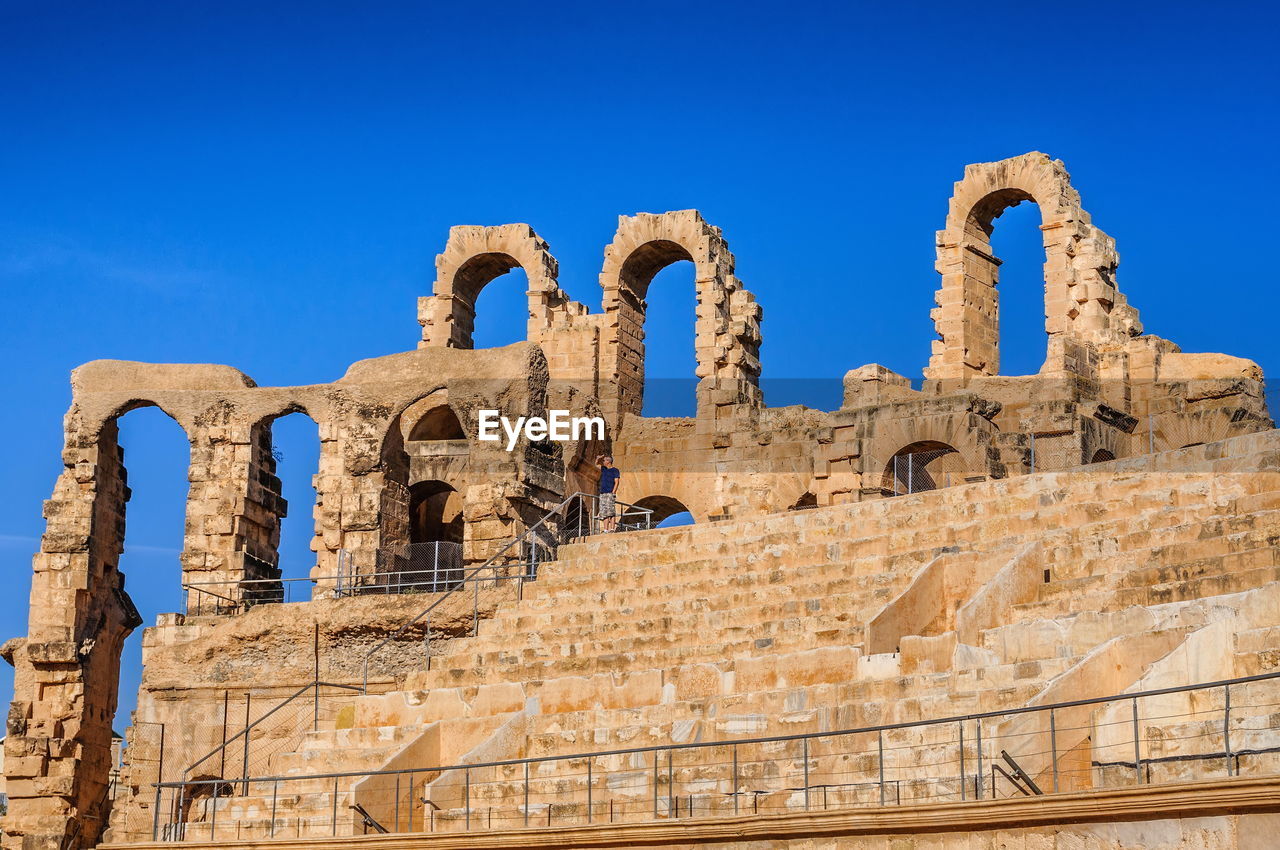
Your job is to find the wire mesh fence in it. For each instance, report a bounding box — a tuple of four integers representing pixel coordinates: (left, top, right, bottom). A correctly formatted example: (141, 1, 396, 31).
(180, 682, 364, 793)
(150, 671, 1280, 841)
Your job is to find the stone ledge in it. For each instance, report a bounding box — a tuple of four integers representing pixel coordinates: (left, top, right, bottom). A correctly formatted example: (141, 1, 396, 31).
(102, 775, 1280, 849)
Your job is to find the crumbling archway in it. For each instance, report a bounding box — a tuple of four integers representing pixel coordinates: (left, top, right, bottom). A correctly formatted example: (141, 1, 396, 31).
(599, 211, 762, 423)
(924, 152, 1143, 384)
(632, 494, 694, 527)
(881, 441, 967, 496)
(418, 224, 584, 350)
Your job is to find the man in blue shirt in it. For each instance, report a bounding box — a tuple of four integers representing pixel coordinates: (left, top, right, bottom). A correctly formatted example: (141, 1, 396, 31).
(597, 455, 621, 532)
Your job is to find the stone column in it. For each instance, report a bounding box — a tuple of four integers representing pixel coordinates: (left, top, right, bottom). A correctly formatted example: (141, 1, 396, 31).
(4, 414, 143, 850)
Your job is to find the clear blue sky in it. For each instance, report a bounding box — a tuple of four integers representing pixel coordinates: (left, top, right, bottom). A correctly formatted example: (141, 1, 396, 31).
(2, 1, 1277, 723)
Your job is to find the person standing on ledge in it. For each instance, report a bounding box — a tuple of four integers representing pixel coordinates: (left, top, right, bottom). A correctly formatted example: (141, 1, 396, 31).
(597, 454, 621, 532)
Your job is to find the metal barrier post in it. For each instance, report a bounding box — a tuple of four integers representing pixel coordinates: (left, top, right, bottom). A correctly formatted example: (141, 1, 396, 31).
(395, 773, 400, 831)
(465, 767, 471, 830)
(732, 745, 739, 814)
(976, 718, 984, 799)
(151, 785, 162, 842)
(1030, 433, 1037, 472)
(473, 577, 480, 633)
(1224, 684, 1234, 776)
(331, 776, 338, 836)
(241, 693, 252, 794)
(270, 780, 278, 837)
(959, 721, 966, 800)
(587, 757, 593, 823)
(210, 779, 218, 839)
(877, 730, 885, 804)
(524, 760, 530, 827)
(219, 691, 229, 779)
(668, 749, 674, 816)
(1132, 697, 1143, 783)
(1050, 708, 1059, 793)
(175, 785, 185, 842)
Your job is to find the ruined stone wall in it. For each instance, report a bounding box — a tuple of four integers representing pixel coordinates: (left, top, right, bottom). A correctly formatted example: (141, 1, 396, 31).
(2, 346, 559, 849)
(5, 152, 1276, 848)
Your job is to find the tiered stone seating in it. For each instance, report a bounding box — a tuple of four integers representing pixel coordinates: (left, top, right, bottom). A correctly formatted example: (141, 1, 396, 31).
(188, 433, 1280, 837)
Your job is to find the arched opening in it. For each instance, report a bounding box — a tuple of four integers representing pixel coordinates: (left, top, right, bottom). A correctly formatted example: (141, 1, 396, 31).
(258, 411, 321, 594)
(1090, 448, 1116, 464)
(465, 258, 530, 349)
(100, 404, 190, 842)
(409, 404, 466, 442)
(639, 258, 697, 417)
(611, 239, 698, 418)
(404, 480, 463, 591)
(789, 492, 818, 511)
(882, 441, 965, 496)
(986, 200, 1047, 376)
(409, 480, 464, 544)
(633, 494, 694, 528)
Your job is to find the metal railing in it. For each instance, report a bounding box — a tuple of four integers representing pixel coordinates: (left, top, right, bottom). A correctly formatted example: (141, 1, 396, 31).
(151, 670, 1280, 841)
(180, 681, 365, 786)
(359, 492, 652, 691)
(181, 544, 468, 616)
(181, 491, 654, 619)
(159, 492, 652, 836)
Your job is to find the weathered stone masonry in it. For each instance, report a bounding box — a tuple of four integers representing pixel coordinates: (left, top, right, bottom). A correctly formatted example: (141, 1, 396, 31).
(2, 152, 1273, 849)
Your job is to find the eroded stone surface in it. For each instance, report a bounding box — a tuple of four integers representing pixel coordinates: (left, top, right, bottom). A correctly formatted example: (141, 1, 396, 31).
(3, 154, 1276, 849)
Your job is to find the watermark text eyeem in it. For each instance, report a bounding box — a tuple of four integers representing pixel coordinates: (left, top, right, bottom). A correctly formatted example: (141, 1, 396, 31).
(477, 410, 604, 451)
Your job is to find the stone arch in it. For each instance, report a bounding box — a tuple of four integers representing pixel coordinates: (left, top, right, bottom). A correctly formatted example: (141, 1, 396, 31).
(408, 480, 464, 544)
(599, 210, 762, 424)
(1090, 448, 1116, 464)
(632, 494, 693, 525)
(408, 404, 465, 441)
(924, 153, 1144, 384)
(418, 224, 586, 350)
(881, 440, 967, 496)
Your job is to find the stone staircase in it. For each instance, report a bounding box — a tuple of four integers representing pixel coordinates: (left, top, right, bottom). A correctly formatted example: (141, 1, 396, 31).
(180, 432, 1280, 837)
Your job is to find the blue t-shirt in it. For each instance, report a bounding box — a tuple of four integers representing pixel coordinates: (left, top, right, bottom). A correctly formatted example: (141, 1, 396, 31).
(598, 467, 620, 494)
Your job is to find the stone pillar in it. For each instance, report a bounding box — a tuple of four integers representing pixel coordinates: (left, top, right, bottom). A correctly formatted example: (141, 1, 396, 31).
(3, 414, 144, 850)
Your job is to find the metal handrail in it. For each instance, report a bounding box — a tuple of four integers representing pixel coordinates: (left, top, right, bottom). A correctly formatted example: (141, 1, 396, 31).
(159, 668, 1280, 790)
(181, 680, 364, 782)
(181, 565, 500, 610)
(359, 493, 577, 691)
(359, 492, 652, 691)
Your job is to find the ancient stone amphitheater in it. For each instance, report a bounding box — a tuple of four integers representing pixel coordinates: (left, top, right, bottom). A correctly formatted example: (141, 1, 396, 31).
(4, 152, 1278, 849)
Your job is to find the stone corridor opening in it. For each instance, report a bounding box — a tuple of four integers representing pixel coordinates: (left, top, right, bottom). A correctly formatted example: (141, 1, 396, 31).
(471, 264, 531, 349)
(265, 411, 322, 590)
(988, 199, 1049, 376)
(633, 494, 694, 527)
(639, 259, 698, 417)
(882, 441, 965, 496)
